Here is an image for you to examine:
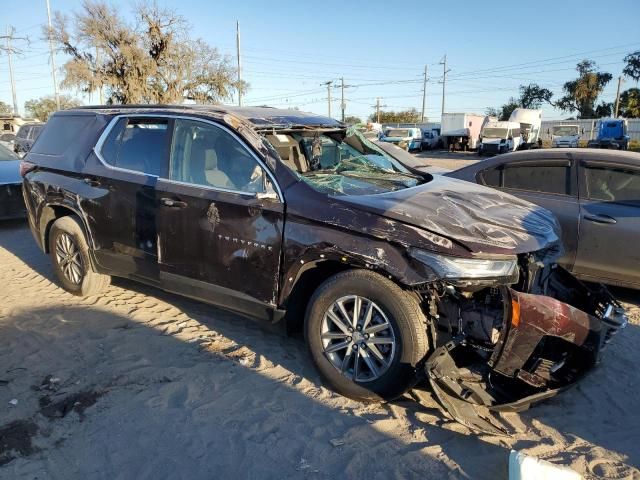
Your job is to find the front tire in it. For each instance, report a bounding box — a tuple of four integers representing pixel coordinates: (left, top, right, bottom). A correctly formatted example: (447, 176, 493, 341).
(49, 216, 111, 296)
(305, 270, 429, 402)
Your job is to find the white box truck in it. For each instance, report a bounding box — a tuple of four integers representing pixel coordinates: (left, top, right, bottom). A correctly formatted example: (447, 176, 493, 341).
(509, 108, 542, 149)
(440, 113, 487, 151)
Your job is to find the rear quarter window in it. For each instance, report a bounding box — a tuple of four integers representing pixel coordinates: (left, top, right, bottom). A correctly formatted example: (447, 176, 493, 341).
(30, 116, 95, 155)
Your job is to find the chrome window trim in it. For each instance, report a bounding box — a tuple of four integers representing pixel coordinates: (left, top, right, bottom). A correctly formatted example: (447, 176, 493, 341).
(93, 113, 284, 202)
(159, 177, 257, 198)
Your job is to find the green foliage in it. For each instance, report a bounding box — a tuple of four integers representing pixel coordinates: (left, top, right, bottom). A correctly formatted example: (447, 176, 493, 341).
(0, 101, 13, 115)
(519, 84, 553, 108)
(486, 84, 552, 121)
(556, 60, 612, 118)
(50, 1, 244, 104)
(619, 88, 640, 118)
(24, 95, 82, 121)
(623, 51, 640, 82)
(370, 108, 421, 124)
(595, 101, 613, 118)
(486, 98, 519, 121)
(344, 115, 363, 125)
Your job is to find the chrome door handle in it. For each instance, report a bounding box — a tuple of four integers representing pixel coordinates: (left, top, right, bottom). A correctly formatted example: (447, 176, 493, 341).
(584, 213, 617, 225)
(161, 198, 188, 208)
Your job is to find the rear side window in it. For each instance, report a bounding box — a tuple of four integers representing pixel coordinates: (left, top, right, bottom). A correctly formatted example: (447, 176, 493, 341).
(29, 125, 43, 140)
(480, 167, 501, 187)
(100, 117, 169, 176)
(480, 162, 571, 195)
(503, 164, 570, 195)
(31, 117, 91, 155)
(586, 166, 640, 205)
(16, 127, 29, 139)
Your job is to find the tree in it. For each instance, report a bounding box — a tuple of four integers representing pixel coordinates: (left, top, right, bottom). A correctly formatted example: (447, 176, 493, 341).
(0, 101, 12, 115)
(618, 88, 640, 118)
(49, 1, 244, 104)
(344, 115, 363, 125)
(486, 98, 519, 121)
(623, 51, 640, 82)
(24, 95, 83, 121)
(556, 60, 612, 118)
(369, 108, 421, 124)
(519, 84, 553, 108)
(486, 84, 553, 121)
(595, 101, 613, 118)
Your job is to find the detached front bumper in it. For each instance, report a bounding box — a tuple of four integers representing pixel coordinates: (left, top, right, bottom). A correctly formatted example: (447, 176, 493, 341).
(424, 270, 627, 435)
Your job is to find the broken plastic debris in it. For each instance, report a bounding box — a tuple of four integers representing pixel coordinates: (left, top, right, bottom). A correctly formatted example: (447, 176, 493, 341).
(8, 399, 18, 406)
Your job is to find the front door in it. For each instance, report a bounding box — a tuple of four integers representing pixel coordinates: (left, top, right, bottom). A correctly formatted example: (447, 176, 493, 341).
(156, 118, 284, 318)
(573, 161, 640, 287)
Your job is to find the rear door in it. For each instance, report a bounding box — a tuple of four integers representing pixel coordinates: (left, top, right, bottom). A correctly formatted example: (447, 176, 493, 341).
(155, 117, 284, 317)
(478, 158, 579, 268)
(573, 160, 640, 287)
(84, 116, 172, 282)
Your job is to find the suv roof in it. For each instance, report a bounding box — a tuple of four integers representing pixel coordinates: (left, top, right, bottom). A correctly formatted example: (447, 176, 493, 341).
(71, 104, 342, 129)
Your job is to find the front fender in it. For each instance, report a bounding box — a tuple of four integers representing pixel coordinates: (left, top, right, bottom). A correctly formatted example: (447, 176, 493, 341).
(278, 218, 438, 306)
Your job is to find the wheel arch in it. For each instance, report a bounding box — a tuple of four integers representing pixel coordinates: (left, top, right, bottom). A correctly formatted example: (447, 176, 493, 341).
(40, 203, 93, 255)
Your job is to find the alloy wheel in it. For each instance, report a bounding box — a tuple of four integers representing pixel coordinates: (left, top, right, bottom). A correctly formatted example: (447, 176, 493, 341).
(321, 295, 396, 382)
(55, 232, 84, 285)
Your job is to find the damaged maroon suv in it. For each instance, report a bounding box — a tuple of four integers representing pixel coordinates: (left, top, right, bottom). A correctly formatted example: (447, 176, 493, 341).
(21, 106, 626, 433)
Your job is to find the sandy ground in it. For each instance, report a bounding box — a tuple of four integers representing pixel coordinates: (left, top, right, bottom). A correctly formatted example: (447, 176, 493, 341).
(0, 219, 638, 480)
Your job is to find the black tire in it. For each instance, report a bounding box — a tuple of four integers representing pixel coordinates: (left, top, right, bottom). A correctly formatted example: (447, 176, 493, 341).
(305, 270, 429, 402)
(49, 216, 111, 296)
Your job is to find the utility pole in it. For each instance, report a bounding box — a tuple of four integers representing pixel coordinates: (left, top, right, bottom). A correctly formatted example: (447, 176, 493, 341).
(46, 0, 60, 110)
(4, 27, 18, 115)
(340, 77, 345, 122)
(421, 65, 428, 122)
(322, 80, 333, 118)
(236, 21, 242, 107)
(614, 76, 623, 117)
(439, 54, 451, 116)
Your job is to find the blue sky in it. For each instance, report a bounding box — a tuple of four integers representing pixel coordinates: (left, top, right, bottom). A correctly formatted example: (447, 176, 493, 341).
(1, 0, 639, 121)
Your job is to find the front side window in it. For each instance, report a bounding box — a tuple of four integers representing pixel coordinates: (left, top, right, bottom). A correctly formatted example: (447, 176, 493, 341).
(169, 119, 264, 193)
(100, 117, 169, 175)
(586, 166, 640, 205)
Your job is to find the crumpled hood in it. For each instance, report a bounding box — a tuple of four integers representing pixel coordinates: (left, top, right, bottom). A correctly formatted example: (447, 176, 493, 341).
(338, 175, 561, 255)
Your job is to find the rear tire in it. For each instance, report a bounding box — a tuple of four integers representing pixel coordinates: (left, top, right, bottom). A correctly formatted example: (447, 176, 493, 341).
(305, 270, 429, 402)
(49, 216, 111, 296)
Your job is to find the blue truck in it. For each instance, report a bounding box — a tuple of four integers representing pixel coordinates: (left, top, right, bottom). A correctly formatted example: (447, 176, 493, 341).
(587, 119, 629, 150)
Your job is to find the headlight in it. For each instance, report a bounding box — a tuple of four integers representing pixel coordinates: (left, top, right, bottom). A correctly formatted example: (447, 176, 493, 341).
(409, 248, 519, 285)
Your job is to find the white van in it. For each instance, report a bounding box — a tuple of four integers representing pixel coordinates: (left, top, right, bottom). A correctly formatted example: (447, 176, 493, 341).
(478, 120, 522, 155)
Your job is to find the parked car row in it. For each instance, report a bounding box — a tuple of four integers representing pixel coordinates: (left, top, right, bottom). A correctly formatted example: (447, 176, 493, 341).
(0, 143, 25, 220)
(19, 105, 626, 434)
(444, 148, 640, 290)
